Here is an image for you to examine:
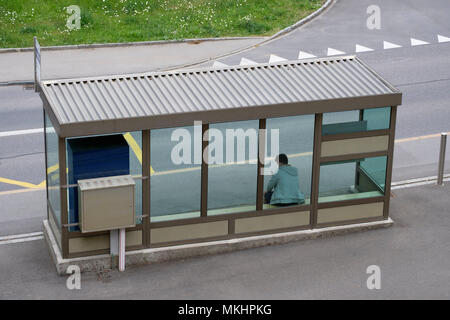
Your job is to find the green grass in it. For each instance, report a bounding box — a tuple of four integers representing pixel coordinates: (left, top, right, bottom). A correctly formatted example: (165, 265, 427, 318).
(0, 0, 323, 48)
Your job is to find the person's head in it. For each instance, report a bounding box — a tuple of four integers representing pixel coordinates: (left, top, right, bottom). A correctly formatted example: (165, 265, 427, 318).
(276, 153, 288, 166)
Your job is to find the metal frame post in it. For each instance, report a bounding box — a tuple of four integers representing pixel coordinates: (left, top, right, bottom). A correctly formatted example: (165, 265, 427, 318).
(437, 133, 447, 185)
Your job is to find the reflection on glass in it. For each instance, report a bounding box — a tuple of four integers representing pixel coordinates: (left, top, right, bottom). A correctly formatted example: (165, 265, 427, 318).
(45, 112, 61, 228)
(318, 156, 387, 203)
(207, 120, 258, 215)
(363, 107, 391, 131)
(150, 126, 201, 222)
(264, 115, 314, 208)
(322, 107, 391, 135)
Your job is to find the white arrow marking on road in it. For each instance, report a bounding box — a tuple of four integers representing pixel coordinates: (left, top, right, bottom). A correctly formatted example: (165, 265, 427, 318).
(355, 44, 374, 52)
(269, 54, 287, 63)
(411, 38, 429, 46)
(383, 41, 402, 49)
(240, 57, 258, 66)
(327, 48, 345, 56)
(298, 51, 316, 60)
(212, 61, 229, 68)
(437, 34, 450, 43)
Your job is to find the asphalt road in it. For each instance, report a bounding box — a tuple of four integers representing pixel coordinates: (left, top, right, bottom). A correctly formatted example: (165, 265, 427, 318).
(0, 0, 449, 298)
(1, 183, 448, 299)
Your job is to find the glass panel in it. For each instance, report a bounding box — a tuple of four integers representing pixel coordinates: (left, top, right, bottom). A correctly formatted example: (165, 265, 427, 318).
(208, 120, 258, 215)
(322, 110, 360, 135)
(45, 112, 61, 228)
(363, 107, 391, 131)
(150, 126, 201, 222)
(264, 115, 314, 208)
(359, 156, 387, 190)
(318, 156, 387, 203)
(322, 107, 391, 135)
(66, 132, 142, 231)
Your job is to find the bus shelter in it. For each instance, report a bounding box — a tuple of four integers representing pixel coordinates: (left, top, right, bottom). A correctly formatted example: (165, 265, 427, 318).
(38, 56, 402, 261)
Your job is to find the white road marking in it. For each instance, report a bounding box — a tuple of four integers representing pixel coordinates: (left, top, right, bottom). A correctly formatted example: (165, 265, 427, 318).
(269, 54, 287, 63)
(212, 61, 228, 68)
(327, 48, 345, 56)
(391, 175, 450, 190)
(383, 41, 402, 49)
(0, 231, 44, 246)
(437, 34, 450, 43)
(239, 57, 258, 66)
(411, 38, 429, 46)
(298, 51, 316, 59)
(355, 44, 374, 52)
(0, 128, 43, 138)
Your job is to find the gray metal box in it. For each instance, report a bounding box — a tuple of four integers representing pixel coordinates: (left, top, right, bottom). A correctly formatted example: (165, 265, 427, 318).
(78, 175, 135, 233)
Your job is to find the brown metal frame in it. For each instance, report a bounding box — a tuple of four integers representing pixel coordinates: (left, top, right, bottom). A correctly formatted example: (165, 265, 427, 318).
(201, 123, 209, 217)
(320, 150, 389, 164)
(142, 130, 151, 247)
(383, 106, 397, 219)
(321, 129, 390, 142)
(58, 137, 69, 258)
(150, 204, 312, 228)
(55, 104, 399, 258)
(148, 205, 312, 248)
(310, 113, 323, 228)
(256, 119, 266, 211)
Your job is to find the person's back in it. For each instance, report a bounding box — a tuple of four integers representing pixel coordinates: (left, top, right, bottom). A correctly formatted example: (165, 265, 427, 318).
(265, 154, 305, 206)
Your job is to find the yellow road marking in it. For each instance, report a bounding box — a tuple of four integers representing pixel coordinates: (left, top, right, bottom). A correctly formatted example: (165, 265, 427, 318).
(123, 132, 155, 174)
(395, 132, 448, 143)
(36, 132, 155, 187)
(0, 187, 45, 196)
(0, 132, 447, 195)
(0, 177, 42, 189)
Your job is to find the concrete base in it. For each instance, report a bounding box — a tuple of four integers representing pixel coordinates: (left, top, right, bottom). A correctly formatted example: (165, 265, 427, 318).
(43, 218, 394, 275)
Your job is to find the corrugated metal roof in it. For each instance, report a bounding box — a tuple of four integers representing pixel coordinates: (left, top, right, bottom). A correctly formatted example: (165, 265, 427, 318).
(40, 55, 401, 137)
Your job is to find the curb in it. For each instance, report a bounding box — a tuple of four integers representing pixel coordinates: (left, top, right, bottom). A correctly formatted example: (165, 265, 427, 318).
(0, 0, 334, 55)
(0, 36, 266, 54)
(267, 0, 335, 41)
(0, 0, 335, 86)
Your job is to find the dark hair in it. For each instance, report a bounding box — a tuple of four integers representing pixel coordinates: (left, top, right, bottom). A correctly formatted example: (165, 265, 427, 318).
(278, 153, 288, 165)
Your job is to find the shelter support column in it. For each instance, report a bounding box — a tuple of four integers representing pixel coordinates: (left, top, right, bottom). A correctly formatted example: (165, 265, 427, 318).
(256, 119, 266, 211)
(310, 113, 323, 228)
(142, 130, 150, 247)
(201, 123, 209, 217)
(58, 137, 69, 258)
(383, 106, 397, 219)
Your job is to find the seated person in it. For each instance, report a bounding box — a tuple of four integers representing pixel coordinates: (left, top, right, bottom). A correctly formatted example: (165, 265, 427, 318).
(264, 154, 305, 206)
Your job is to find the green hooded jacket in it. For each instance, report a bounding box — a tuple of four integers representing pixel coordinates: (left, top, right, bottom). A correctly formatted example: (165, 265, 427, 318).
(266, 165, 305, 205)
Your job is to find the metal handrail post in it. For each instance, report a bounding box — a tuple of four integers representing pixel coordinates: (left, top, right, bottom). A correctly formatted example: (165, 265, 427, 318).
(437, 133, 447, 185)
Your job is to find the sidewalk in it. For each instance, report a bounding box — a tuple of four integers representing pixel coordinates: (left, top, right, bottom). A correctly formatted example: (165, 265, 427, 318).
(0, 182, 448, 299)
(0, 37, 265, 84)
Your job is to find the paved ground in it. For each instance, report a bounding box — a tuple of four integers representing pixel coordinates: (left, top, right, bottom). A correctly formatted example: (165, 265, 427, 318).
(0, 0, 449, 299)
(0, 37, 264, 84)
(0, 182, 448, 299)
